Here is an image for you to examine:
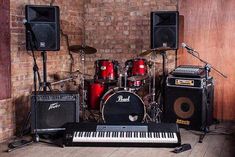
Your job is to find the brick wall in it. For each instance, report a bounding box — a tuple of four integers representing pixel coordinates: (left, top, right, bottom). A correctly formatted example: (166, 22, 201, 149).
(0, 0, 177, 142)
(84, 0, 177, 75)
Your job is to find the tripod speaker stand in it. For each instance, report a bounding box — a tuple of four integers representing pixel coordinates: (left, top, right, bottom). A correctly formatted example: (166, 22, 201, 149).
(7, 5, 61, 152)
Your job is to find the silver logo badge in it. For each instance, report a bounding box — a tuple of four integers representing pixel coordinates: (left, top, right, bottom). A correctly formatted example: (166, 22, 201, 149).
(48, 102, 60, 110)
(116, 95, 130, 103)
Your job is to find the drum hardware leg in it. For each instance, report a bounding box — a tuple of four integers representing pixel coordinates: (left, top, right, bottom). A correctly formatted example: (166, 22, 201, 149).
(84, 110, 100, 122)
(119, 74, 123, 88)
(145, 112, 153, 123)
(124, 65, 129, 90)
(148, 50, 162, 123)
(150, 102, 162, 123)
(79, 50, 87, 121)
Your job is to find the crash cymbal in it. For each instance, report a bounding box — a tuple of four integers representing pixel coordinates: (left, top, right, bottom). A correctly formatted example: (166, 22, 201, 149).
(69, 45, 97, 54)
(139, 47, 172, 56)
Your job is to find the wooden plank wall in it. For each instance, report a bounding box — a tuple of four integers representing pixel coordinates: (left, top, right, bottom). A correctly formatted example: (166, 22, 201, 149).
(0, 0, 11, 99)
(178, 0, 235, 120)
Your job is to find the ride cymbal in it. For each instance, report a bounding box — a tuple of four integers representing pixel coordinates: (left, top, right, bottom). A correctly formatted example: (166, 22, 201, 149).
(139, 47, 172, 56)
(69, 45, 97, 54)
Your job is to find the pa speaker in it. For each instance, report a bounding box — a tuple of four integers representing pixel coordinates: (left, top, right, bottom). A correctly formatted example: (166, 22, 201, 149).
(31, 92, 79, 133)
(151, 11, 179, 49)
(25, 5, 60, 51)
(164, 77, 214, 130)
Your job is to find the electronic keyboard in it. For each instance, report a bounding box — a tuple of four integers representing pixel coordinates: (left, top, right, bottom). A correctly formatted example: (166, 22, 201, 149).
(63, 123, 181, 147)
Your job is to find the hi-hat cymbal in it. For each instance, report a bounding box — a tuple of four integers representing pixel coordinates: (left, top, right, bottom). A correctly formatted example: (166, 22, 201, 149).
(127, 75, 148, 82)
(69, 45, 97, 54)
(139, 47, 172, 56)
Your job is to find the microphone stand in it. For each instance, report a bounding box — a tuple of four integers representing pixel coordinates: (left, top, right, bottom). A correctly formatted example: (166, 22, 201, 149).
(186, 50, 227, 78)
(185, 49, 227, 143)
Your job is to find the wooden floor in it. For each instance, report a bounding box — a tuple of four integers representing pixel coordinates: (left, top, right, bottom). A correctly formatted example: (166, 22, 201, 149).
(0, 122, 234, 157)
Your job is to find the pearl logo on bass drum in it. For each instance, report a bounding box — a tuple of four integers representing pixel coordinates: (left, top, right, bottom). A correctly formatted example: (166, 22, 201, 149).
(116, 95, 130, 103)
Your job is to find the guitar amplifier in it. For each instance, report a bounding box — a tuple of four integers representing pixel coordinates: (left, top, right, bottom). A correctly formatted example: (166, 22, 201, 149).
(31, 91, 79, 133)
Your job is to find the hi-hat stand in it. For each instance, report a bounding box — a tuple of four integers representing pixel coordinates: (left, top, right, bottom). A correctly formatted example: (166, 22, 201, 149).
(184, 46, 227, 143)
(149, 50, 162, 123)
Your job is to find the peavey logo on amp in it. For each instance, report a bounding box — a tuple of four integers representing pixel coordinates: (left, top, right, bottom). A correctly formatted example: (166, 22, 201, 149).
(48, 102, 61, 110)
(116, 95, 130, 103)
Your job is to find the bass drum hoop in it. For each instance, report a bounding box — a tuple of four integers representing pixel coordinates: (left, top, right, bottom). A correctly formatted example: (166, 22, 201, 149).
(100, 87, 146, 123)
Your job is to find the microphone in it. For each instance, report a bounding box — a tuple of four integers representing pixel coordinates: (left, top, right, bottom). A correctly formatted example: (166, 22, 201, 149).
(182, 43, 194, 51)
(23, 19, 32, 31)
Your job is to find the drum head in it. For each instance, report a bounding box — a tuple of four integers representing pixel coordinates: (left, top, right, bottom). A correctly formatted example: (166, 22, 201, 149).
(102, 90, 145, 123)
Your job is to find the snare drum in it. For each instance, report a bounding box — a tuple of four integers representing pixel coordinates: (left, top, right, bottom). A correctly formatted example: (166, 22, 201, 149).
(127, 79, 146, 88)
(100, 88, 146, 123)
(125, 58, 148, 77)
(94, 59, 119, 81)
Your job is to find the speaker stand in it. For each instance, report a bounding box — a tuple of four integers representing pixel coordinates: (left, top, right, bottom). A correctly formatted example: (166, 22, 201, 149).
(39, 51, 52, 92)
(7, 47, 60, 153)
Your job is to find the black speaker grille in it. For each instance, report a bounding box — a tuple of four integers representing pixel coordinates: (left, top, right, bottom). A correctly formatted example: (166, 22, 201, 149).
(37, 101, 75, 129)
(154, 27, 176, 48)
(32, 23, 56, 49)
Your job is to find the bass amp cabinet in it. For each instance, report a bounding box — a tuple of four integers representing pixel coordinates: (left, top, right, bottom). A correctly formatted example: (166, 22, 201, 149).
(31, 91, 79, 133)
(164, 76, 214, 130)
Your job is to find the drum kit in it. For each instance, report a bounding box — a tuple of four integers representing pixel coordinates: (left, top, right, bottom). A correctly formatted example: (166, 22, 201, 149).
(54, 44, 171, 123)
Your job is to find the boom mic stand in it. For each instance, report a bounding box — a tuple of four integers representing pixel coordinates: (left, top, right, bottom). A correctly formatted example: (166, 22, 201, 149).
(185, 48, 227, 143)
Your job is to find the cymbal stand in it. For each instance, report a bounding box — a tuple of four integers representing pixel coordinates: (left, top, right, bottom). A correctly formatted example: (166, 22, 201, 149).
(149, 51, 162, 123)
(124, 65, 129, 90)
(80, 49, 87, 120)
